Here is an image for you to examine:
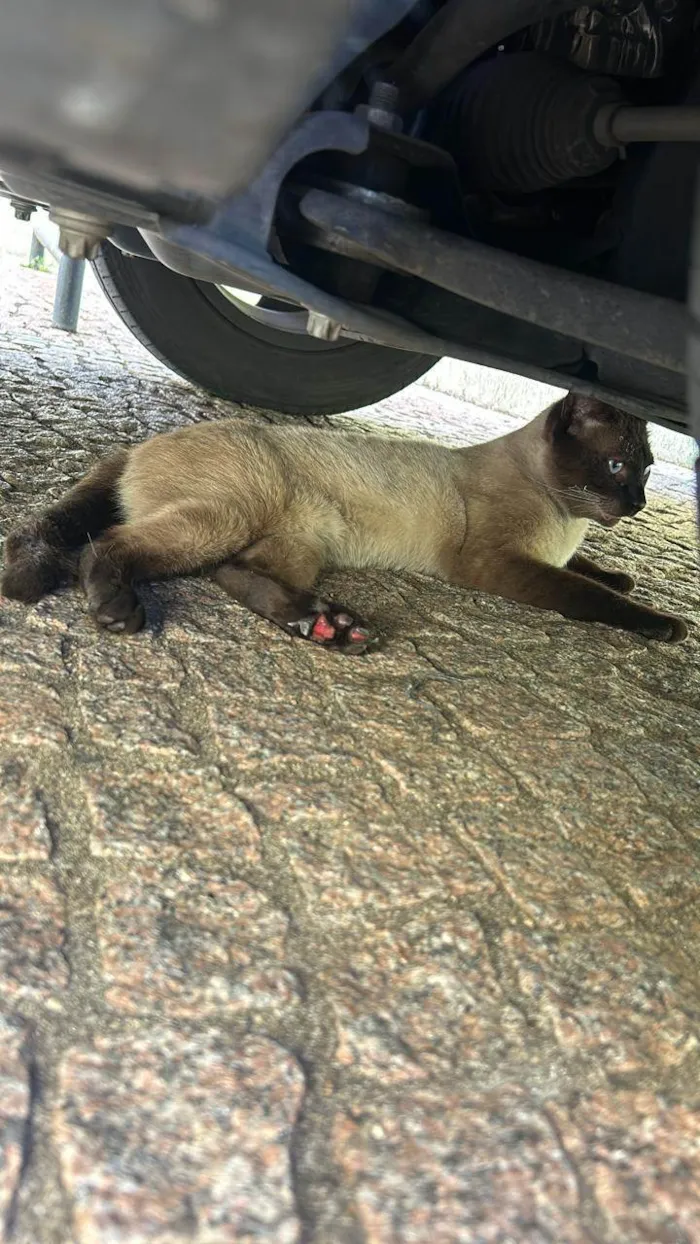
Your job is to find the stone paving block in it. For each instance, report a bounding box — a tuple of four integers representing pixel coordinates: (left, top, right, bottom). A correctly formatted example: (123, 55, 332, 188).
(238, 761, 486, 925)
(491, 817, 700, 929)
(74, 643, 186, 688)
(332, 1089, 586, 1244)
(157, 579, 269, 644)
(499, 925, 699, 1079)
(0, 626, 67, 675)
(0, 1013, 29, 1229)
(334, 1085, 700, 1243)
(55, 1029, 303, 1243)
(202, 639, 461, 771)
(0, 758, 53, 860)
(84, 766, 261, 864)
(98, 863, 298, 1016)
(205, 677, 361, 771)
(327, 904, 700, 1091)
(418, 670, 593, 746)
(600, 734, 700, 832)
(327, 913, 520, 1085)
(447, 809, 647, 933)
(78, 681, 198, 758)
(0, 670, 67, 750)
(556, 1089, 700, 1242)
(0, 873, 68, 1004)
(489, 731, 696, 842)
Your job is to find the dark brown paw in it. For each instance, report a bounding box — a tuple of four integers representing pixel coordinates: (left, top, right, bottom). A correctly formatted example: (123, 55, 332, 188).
(93, 585, 146, 634)
(1, 530, 61, 603)
(637, 612, 689, 643)
(286, 603, 376, 654)
(662, 615, 689, 644)
(81, 549, 145, 634)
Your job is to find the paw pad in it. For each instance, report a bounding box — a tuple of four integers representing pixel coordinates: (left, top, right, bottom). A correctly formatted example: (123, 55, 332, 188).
(311, 615, 336, 642)
(287, 603, 375, 654)
(349, 627, 369, 644)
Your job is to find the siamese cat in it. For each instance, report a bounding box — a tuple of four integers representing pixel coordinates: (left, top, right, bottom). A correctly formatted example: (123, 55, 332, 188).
(1, 393, 689, 650)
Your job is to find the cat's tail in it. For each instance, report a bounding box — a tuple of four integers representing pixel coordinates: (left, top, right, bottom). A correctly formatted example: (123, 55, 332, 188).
(2, 448, 129, 603)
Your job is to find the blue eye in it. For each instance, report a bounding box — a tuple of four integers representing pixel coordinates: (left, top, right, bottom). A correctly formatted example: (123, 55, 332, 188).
(608, 459, 624, 475)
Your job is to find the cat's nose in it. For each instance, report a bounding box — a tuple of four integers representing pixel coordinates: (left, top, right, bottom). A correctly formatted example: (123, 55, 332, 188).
(626, 488, 646, 516)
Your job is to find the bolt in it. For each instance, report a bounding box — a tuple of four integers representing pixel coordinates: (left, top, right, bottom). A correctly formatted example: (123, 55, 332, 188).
(306, 311, 342, 341)
(359, 80, 402, 133)
(369, 81, 399, 113)
(49, 209, 110, 260)
(10, 199, 35, 222)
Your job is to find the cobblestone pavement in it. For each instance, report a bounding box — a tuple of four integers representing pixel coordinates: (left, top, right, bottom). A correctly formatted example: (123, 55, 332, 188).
(0, 242, 699, 1244)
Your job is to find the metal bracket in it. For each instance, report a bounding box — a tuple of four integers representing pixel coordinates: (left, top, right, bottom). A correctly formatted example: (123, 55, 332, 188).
(167, 110, 370, 258)
(146, 109, 371, 286)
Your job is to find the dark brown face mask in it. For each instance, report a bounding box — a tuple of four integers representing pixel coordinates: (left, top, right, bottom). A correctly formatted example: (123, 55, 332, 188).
(545, 394, 653, 526)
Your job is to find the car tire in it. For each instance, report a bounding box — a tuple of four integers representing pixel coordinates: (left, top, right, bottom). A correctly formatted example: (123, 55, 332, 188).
(92, 243, 435, 416)
(689, 196, 700, 534)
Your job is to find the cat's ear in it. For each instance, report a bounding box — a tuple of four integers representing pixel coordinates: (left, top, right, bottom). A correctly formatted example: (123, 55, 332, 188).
(545, 394, 576, 438)
(546, 393, 615, 439)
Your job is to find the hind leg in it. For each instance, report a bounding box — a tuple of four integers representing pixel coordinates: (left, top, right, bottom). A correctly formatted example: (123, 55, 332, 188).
(216, 536, 374, 653)
(81, 502, 253, 633)
(2, 449, 128, 602)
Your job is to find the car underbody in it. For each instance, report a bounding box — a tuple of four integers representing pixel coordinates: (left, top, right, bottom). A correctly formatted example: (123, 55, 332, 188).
(1, 0, 699, 457)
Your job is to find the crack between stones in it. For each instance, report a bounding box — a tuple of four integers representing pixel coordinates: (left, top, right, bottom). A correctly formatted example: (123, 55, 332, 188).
(3, 1031, 41, 1241)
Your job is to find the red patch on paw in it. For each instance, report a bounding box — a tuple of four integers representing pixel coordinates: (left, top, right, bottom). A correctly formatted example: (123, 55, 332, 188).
(349, 627, 369, 643)
(311, 615, 336, 642)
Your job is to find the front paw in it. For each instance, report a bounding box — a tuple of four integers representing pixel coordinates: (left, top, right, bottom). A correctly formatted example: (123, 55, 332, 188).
(2, 529, 61, 602)
(286, 601, 376, 654)
(638, 612, 689, 643)
(93, 585, 146, 634)
(662, 615, 689, 644)
(80, 547, 145, 634)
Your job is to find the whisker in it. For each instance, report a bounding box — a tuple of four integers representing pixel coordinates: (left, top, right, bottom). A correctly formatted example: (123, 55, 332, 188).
(545, 483, 610, 519)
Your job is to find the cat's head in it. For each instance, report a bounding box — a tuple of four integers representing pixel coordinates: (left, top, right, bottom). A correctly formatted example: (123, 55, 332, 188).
(544, 393, 653, 527)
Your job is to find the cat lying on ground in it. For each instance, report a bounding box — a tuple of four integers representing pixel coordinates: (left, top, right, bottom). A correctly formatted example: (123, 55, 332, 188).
(1, 392, 688, 650)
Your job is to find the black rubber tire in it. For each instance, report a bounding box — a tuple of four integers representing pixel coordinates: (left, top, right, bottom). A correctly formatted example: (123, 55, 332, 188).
(689, 185, 700, 535)
(92, 243, 434, 416)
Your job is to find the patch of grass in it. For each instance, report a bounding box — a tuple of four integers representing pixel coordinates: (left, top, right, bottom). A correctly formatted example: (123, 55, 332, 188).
(23, 256, 52, 273)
